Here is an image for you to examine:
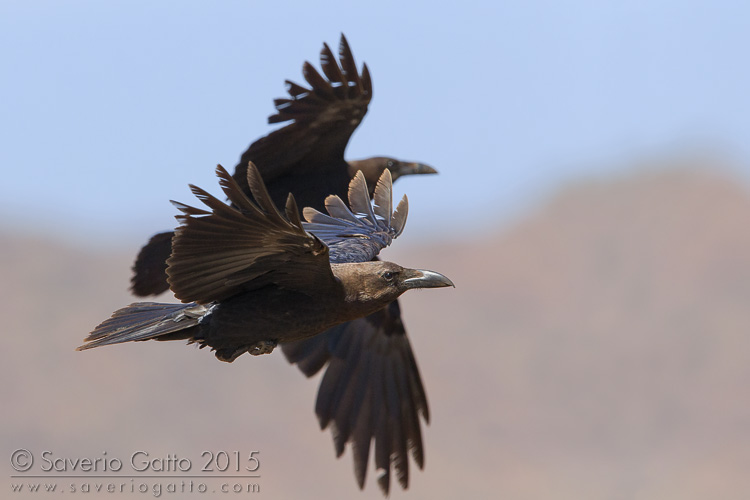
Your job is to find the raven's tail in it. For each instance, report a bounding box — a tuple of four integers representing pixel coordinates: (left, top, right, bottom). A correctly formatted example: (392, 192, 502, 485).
(77, 302, 209, 351)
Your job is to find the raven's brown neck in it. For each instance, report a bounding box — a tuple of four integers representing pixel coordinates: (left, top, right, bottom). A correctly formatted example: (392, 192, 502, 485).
(331, 262, 398, 321)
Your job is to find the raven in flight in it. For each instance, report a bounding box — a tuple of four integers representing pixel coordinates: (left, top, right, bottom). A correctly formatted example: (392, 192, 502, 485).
(128, 35, 438, 494)
(81, 163, 452, 352)
(79, 166, 452, 489)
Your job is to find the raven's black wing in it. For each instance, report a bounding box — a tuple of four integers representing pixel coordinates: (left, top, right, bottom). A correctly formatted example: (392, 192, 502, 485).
(302, 169, 407, 263)
(233, 34, 372, 190)
(282, 299, 428, 495)
(166, 163, 333, 304)
(167, 163, 405, 304)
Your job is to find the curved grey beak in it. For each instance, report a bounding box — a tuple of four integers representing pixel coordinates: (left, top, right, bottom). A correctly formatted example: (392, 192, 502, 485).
(400, 162, 438, 176)
(402, 269, 455, 290)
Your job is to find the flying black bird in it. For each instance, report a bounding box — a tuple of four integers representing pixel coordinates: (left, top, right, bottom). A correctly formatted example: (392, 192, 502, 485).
(81, 163, 451, 352)
(79, 165, 453, 473)
(131, 34, 435, 297)
(128, 35, 438, 495)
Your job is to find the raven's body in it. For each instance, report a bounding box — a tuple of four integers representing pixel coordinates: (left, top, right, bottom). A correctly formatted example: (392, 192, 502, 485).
(82, 165, 452, 357)
(107, 260, 446, 364)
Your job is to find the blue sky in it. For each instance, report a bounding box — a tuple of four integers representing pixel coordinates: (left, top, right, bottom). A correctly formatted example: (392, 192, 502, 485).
(2, 0, 750, 247)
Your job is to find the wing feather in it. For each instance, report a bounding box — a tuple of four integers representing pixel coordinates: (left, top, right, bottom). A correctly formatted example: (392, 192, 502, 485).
(232, 34, 372, 187)
(302, 169, 408, 263)
(392, 195, 409, 238)
(338, 34, 363, 93)
(320, 42, 346, 93)
(372, 169, 393, 227)
(303, 62, 336, 99)
(281, 299, 428, 495)
(166, 163, 332, 304)
(348, 171, 377, 223)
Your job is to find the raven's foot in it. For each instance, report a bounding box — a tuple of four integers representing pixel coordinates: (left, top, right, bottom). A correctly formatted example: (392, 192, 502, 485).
(248, 340, 277, 356)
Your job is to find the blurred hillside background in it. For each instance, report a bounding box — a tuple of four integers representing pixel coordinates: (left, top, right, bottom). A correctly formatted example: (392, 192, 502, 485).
(4, 1, 750, 499)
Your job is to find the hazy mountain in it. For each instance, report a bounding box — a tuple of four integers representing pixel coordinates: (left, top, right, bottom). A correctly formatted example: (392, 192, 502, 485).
(4, 165, 750, 499)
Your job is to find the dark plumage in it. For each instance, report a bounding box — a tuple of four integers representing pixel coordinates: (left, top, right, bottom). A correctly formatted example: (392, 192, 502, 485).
(282, 298, 428, 492)
(79, 162, 452, 367)
(131, 35, 435, 297)
(126, 35, 439, 495)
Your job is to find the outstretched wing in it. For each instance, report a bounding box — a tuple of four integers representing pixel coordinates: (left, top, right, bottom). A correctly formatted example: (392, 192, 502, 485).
(233, 34, 372, 187)
(166, 163, 334, 304)
(286, 167, 421, 494)
(282, 299, 428, 495)
(303, 169, 408, 263)
(166, 162, 406, 304)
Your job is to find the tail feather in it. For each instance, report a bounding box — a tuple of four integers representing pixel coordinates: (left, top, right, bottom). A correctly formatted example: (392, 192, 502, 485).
(78, 302, 207, 351)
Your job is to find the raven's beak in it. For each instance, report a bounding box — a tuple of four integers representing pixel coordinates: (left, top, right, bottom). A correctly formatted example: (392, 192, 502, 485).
(398, 162, 438, 176)
(402, 269, 455, 289)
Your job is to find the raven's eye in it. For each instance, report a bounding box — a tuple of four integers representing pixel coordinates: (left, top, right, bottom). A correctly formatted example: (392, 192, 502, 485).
(382, 271, 395, 281)
(387, 160, 395, 168)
